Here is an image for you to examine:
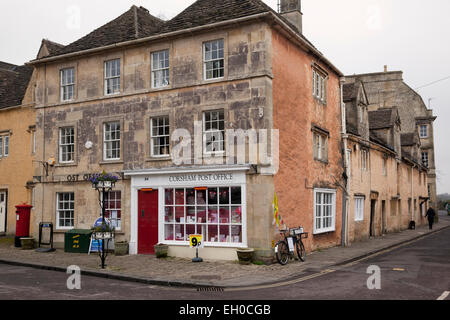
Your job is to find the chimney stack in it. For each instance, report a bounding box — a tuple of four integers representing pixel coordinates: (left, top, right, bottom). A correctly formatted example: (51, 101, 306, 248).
(279, 0, 303, 34)
(384, 65, 388, 73)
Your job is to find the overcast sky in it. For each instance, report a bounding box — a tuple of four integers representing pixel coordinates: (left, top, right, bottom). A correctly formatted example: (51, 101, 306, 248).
(1, 0, 449, 194)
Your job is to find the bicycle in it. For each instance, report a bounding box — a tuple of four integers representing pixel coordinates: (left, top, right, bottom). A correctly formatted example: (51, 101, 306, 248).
(274, 227, 308, 265)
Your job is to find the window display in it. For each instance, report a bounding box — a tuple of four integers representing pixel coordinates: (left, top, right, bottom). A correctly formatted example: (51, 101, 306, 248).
(164, 186, 242, 244)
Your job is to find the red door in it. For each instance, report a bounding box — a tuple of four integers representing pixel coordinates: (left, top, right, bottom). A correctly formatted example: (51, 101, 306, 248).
(138, 189, 159, 254)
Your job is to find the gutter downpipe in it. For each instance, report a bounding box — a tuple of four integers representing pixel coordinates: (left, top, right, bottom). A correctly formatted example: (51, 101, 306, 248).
(340, 77, 350, 247)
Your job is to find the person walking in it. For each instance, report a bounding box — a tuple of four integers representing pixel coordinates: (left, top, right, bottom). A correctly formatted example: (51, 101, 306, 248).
(425, 207, 436, 230)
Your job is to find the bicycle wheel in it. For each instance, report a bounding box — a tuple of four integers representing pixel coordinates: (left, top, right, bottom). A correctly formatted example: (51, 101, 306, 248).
(296, 239, 306, 262)
(275, 241, 289, 265)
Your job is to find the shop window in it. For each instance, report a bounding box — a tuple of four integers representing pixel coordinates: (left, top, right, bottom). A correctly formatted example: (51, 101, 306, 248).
(104, 59, 120, 95)
(203, 39, 224, 80)
(60, 67, 75, 102)
(59, 127, 75, 163)
(314, 189, 336, 234)
(103, 191, 121, 230)
(203, 110, 225, 154)
(164, 186, 243, 244)
(151, 49, 170, 88)
(56, 192, 74, 229)
(103, 121, 121, 160)
(151, 116, 170, 157)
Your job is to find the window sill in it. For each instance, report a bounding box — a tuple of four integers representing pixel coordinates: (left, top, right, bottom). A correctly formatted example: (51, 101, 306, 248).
(313, 229, 336, 235)
(55, 162, 77, 168)
(313, 97, 327, 106)
(314, 158, 329, 165)
(146, 156, 171, 162)
(99, 160, 124, 165)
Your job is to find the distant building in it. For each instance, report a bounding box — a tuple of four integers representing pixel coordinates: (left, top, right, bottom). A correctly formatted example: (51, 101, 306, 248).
(346, 69, 437, 209)
(343, 74, 430, 243)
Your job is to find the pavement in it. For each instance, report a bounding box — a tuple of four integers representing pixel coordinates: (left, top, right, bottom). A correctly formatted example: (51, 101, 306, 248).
(0, 212, 449, 289)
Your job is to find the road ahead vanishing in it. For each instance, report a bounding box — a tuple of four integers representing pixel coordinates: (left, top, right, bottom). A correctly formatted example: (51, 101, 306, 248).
(1, 225, 449, 300)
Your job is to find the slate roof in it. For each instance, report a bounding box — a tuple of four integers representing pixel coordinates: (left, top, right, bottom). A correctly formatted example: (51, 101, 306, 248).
(369, 108, 397, 130)
(0, 63, 33, 110)
(401, 133, 417, 146)
(42, 39, 65, 55)
(370, 130, 394, 151)
(41, 0, 316, 59)
(49, 6, 164, 57)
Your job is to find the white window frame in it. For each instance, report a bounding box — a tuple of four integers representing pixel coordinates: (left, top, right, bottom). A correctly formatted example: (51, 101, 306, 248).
(151, 50, 170, 89)
(313, 132, 328, 162)
(163, 186, 244, 245)
(313, 189, 336, 234)
(150, 116, 170, 157)
(60, 67, 75, 102)
(203, 39, 224, 81)
(354, 197, 365, 221)
(419, 125, 428, 138)
(56, 192, 74, 230)
(361, 149, 369, 171)
(104, 59, 121, 95)
(59, 127, 75, 164)
(312, 69, 327, 102)
(203, 110, 225, 155)
(103, 122, 121, 161)
(0, 135, 9, 158)
(4, 135, 8, 157)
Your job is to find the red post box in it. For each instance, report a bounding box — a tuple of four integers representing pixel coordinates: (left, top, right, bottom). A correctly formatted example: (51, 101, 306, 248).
(15, 204, 33, 248)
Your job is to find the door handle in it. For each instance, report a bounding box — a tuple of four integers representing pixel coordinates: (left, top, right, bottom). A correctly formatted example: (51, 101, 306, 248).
(141, 209, 145, 218)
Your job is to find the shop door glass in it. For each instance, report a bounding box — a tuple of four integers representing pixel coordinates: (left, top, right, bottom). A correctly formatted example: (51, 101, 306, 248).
(138, 189, 159, 254)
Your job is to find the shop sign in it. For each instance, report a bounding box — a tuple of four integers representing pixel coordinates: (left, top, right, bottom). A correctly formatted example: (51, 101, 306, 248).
(168, 173, 234, 184)
(189, 234, 204, 248)
(66, 173, 124, 183)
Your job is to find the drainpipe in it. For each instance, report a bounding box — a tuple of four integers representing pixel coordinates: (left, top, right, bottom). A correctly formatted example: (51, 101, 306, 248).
(340, 77, 350, 247)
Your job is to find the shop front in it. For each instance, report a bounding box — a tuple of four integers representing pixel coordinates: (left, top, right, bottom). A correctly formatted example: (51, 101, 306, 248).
(125, 165, 251, 260)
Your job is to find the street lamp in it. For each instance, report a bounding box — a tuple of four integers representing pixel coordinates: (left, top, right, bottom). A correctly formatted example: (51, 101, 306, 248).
(90, 171, 118, 269)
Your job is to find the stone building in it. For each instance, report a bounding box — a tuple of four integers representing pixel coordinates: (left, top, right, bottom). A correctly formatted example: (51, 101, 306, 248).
(27, 0, 345, 260)
(343, 78, 429, 244)
(345, 70, 437, 209)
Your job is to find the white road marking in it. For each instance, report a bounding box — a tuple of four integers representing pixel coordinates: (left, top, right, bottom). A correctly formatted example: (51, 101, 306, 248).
(437, 291, 450, 300)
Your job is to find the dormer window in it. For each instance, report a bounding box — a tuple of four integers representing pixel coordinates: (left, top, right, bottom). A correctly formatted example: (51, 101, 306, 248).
(419, 125, 428, 138)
